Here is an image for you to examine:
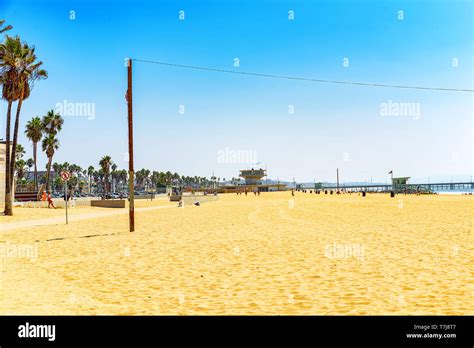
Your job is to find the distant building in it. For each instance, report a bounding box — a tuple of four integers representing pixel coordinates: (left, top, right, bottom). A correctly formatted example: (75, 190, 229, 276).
(392, 177, 410, 191)
(214, 168, 287, 193)
(240, 168, 266, 185)
(0, 141, 12, 207)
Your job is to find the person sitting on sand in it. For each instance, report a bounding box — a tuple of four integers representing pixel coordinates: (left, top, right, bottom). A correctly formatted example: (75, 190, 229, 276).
(47, 192, 56, 209)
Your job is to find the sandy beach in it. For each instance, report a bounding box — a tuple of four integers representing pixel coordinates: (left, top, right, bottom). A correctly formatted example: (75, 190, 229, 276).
(1, 192, 472, 315)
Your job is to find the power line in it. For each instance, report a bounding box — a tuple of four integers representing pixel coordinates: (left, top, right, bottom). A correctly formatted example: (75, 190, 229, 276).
(131, 58, 473, 93)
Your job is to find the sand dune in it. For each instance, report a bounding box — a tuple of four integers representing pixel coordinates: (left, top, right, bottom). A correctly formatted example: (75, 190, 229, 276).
(1, 192, 472, 315)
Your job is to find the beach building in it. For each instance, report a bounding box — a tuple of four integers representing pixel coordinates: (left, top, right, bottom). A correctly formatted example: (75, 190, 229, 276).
(217, 168, 287, 193)
(392, 177, 410, 192)
(240, 168, 266, 185)
(0, 141, 12, 208)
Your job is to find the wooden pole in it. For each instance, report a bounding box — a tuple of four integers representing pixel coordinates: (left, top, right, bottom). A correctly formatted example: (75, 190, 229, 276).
(127, 59, 135, 232)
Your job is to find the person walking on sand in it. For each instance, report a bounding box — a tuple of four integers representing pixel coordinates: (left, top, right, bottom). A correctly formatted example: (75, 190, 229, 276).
(41, 190, 47, 201)
(47, 192, 56, 209)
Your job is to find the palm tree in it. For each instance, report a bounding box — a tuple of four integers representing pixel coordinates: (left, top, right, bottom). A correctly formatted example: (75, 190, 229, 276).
(0, 20, 12, 34)
(24, 116, 43, 189)
(99, 155, 113, 197)
(26, 158, 34, 171)
(41, 111, 63, 191)
(53, 176, 62, 193)
(0, 36, 20, 214)
(87, 166, 94, 194)
(173, 172, 180, 186)
(15, 144, 25, 160)
(165, 171, 172, 186)
(15, 158, 27, 180)
(78, 180, 85, 194)
(42, 134, 59, 191)
(68, 164, 81, 192)
(111, 163, 117, 192)
(42, 109, 63, 135)
(1, 35, 47, 215)
(52, 162, 62, 177)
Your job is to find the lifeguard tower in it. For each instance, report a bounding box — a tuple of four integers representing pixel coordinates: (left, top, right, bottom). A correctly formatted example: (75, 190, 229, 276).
(392, 177, 410, 192)
(219, 168, 286, 193)
(240, 168, 266, 185)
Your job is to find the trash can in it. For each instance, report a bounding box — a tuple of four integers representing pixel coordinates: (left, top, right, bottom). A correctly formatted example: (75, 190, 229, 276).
(362, 191, 366, 197)
(390, 191, 395, 198)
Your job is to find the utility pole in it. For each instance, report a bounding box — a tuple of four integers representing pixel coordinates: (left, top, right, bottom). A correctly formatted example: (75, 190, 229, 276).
(127, 58, 135, 232)
(337, 168, 339, 191)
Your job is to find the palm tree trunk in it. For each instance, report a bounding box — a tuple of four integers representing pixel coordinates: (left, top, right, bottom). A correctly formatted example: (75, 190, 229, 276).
(33, 142, 38, 190)
(9, 97, 24, 191)
(4, 101, 13, 215)
(105, 175, 109, 197)
(45, 157, 53, 192)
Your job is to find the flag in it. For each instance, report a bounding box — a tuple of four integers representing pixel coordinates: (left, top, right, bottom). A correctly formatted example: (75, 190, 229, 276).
(388, 170, 393, 174)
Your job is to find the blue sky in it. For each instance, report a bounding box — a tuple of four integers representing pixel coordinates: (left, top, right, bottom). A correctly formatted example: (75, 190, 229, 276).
(1, 0, 473, 182)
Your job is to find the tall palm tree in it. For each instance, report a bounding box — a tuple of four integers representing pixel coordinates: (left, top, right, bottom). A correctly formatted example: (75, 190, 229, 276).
(111, 163, 117, 192)
(42, 134, 59, 192)
(42, 109, 63, 134)
(99, 155, 113, 197)
(0, 36, 20, 215)
(1, 35, 47, 215)
(24, 116, 44, 190)
(87, 165, 94, 194)
(8, 38, 47, 184)
(41, 111, 63, 191)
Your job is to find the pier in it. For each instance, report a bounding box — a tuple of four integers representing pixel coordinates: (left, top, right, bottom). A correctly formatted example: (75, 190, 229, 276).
(320, 182, 474, 192)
